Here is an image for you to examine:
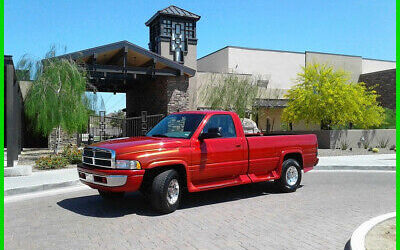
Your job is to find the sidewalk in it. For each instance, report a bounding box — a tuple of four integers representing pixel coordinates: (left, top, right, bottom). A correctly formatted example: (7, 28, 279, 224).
(4, 168, 80, 196)
(315, 154, 396, 170)
(4, 154, 396, 196)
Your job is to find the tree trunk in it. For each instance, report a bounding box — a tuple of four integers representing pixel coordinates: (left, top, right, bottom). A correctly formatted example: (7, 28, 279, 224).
(54, 126, 61, 154)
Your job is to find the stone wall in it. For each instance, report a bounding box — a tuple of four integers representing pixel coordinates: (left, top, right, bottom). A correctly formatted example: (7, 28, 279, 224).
(358, 68, 396, 110)
(329, 129, 396, 149)
(126, 75, 189, 117)
(166, 76, 189, 113)
(48, 128, 78, 151)
(270, 129, 396, 149)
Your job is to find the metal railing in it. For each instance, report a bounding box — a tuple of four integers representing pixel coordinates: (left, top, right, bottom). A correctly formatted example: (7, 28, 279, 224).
(83, 112, 164, 144)
(124, 112, 164, 137)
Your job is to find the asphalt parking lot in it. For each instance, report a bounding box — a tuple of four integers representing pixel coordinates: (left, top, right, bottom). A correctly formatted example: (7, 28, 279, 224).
(5, 170, 396, 250)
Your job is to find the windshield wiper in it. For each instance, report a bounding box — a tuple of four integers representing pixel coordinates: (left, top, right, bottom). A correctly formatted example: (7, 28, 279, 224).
(151, 134, 169, 138)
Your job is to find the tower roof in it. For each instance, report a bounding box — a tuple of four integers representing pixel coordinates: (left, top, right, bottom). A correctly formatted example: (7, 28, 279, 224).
(145, 5, 200, 26)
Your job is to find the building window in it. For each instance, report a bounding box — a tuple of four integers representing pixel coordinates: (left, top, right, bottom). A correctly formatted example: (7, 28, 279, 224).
(162, 19, 172, 36)
(184, 22, 195, 38)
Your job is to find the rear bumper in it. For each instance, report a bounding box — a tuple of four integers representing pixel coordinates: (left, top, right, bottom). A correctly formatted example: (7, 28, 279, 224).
(77, 163, 144, 192)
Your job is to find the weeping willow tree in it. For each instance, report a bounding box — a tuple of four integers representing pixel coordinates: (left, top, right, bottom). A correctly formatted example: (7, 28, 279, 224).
(200, 73, 267, 118)
(24, 47, 91, 153)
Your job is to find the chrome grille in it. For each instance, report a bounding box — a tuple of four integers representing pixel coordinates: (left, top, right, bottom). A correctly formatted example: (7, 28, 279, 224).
(82, 147, 115, 168)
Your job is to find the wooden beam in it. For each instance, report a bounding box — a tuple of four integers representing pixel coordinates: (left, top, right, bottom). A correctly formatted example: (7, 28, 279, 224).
(86, 64, 177, 76)
(123, 46, 128, 84)
(139, 58, 157, 68)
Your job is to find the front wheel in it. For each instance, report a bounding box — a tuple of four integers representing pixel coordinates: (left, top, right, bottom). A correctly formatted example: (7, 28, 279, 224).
(276, 159, 302, 192)
(150, 169, 181, 214)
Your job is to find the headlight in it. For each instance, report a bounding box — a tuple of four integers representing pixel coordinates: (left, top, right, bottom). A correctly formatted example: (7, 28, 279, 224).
(115, 160, 141, 170)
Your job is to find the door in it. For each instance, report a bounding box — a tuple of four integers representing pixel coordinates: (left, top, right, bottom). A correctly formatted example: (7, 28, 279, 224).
(191, 114, 247, 184)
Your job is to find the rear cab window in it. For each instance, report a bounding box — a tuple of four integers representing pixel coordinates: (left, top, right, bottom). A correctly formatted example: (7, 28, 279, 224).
(202, 114, 237, 138)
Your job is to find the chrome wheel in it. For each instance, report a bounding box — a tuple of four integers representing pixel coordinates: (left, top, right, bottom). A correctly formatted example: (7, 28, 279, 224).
(286, 166, 298, 186)
(167, 179, 179, 205)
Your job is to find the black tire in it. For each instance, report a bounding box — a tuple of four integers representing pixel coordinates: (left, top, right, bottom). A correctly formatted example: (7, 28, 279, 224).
(98, 190, 125, 200)
(150, 169, 181, 214)
(139, 185, 151, 201)
(276, 159, 302, 192)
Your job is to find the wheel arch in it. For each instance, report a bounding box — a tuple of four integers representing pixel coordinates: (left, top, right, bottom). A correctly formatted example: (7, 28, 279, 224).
(280, 150, 304, 169)
(142, 161, 189, 190)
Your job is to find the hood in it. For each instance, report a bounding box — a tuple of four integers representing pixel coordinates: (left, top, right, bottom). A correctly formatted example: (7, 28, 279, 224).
(90, 136, 190, 155)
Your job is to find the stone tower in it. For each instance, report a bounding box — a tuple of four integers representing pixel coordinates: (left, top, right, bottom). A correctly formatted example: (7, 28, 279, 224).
(145, 5, 200, 70)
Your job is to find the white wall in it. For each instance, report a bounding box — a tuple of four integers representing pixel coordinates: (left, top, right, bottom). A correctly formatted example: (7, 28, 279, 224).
(227, 47, 305, 89)
(362, 59, 396, 74)
(306, 52, 362, 83)
(197, 47, 229, 73)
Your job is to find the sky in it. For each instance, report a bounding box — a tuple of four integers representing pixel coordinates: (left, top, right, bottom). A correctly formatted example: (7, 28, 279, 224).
(5, 0, 396, 113)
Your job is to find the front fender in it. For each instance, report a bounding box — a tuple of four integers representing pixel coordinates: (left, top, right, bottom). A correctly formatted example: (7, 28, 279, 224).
(146, 160, 190, 187)
(147, 159, 188, 170)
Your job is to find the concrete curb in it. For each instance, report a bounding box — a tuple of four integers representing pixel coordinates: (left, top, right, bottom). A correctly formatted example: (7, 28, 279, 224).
(314, 165, 396, 171)
(350, 212, 396, 250)
(4, 165, 33, 177)
(4, 180, 81, 196)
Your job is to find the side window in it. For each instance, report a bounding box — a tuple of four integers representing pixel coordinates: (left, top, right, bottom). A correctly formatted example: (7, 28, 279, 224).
(202, 115, 237, 138)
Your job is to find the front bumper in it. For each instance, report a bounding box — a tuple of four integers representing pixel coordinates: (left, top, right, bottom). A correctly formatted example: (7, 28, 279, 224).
(77, 163, 145, 192)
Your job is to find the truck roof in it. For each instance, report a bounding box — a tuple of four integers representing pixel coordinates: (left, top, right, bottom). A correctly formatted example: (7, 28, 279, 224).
(171, 110, 235, 115)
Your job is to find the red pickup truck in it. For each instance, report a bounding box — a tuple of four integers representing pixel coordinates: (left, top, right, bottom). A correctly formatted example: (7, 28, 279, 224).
(78, 111, 318, 213)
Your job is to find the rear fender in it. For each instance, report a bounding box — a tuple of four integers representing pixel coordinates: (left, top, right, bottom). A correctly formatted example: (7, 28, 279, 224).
(277, 149, 303, 177)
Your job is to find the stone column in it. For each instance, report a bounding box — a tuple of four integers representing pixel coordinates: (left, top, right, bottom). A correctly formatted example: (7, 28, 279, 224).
(166, 76, 190, 114)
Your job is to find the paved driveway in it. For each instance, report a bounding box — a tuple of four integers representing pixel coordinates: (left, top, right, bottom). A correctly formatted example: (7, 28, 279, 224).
(5, 171, 395, 250)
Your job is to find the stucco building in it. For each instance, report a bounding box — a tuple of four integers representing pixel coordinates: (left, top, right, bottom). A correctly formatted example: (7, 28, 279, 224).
(195, 46, 395, 132)
(56, 5, 396, 133)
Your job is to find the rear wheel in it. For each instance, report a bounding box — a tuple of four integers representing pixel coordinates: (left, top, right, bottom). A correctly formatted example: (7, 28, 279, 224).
(98, 190, 125, 200)
(150, 169, 181, 214)
(276, 159, 302, 192)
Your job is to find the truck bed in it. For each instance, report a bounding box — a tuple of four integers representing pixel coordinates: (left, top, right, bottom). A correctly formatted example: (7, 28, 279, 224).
(245, 134, 318, 182)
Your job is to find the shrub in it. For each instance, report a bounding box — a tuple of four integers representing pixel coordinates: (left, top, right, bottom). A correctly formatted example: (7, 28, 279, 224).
(390, 145, 396, 150)
(372, 148, 379, 153)
(340, 139, 349, 150)
(379, 108, 396, 129)
(61, 144, 82, 164)
(362, 140, 370, 149)
(35, 155, 69, 170)
(377, 137, 390, 148)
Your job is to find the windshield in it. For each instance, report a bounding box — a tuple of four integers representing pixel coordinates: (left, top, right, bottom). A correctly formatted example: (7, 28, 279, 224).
(146, 114, 205, 139)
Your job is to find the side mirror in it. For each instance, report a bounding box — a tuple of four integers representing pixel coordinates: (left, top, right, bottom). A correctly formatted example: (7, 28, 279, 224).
(198, 127, 222, 141)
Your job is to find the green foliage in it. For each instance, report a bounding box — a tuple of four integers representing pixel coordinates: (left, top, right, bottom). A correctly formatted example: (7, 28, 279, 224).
(85, 92, 106, 115)
(362, 139, 370, 149)
(109, 110, 126, 128)
(61, 144, 82, 164)
(282, 63, 385, 129)
(15, 54, 34, 81)
(35, 154, 69, 170)
(24, 48, 90, 136)
(340, 139, 349, 150)
(379, 108, 396, 129)
(377, 136, 390, 148)
(201, 74, 262, 118)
